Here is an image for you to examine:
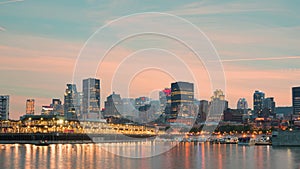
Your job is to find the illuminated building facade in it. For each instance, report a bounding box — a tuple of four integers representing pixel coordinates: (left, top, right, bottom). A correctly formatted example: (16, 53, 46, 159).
(253, 90, 265, 117)
(51, 98, 64, 116)
(207, 89, 228, 122)
(26, 99, 35, 115)
(64, 84, 79, 119)
(237, 98, 248, 114)
(83, 78, 101, 119)
(263, 97, 276, 115)
(292, 86, 300, 115)
(0, 95, 9, 120)
(41, 106, 53, 115)
(170, 81, 194, 119)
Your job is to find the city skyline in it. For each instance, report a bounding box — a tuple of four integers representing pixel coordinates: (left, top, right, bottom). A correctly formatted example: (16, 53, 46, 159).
(0, 78, 298, 120)
(1, 1, 300, 119)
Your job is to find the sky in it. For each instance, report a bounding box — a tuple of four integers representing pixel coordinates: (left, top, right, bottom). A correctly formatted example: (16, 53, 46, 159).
(1, 0, 300, 119)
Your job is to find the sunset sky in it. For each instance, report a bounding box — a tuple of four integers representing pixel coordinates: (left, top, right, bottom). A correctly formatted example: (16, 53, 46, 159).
(1, 0, 300, 119)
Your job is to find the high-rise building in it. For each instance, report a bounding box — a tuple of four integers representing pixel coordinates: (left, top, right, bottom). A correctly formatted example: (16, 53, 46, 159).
(263, 97, 276, 115)
(197, 100, 209, 123)
(64, 84, 78, 119)
(159, 88, 171, 113)
(0, 95, 9, 120)
(253, 90, 265, 117)
(170, 81, 194, 119)
(237, 98, 248, 114)
(26, 99, 35, 115)
(207, 89, 227, 122)
(103, 92, 122, 118)
(292, 87, 300, 115)
(83, 78, 101, 119)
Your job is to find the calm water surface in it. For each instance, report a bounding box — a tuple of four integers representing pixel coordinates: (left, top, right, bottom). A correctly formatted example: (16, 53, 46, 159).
(0, 142, 299, 169)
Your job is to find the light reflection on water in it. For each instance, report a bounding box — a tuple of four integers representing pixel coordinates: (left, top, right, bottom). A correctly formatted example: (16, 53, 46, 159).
(0, 142, 299, 169)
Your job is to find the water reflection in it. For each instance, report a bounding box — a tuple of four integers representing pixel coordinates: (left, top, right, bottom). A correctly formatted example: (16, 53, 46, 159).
(0, 143, 299, 169)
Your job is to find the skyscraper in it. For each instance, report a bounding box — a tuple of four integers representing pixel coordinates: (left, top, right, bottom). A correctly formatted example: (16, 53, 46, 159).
(170, 81, 194, 119)
(292, 86, 300, 115)
(263, 97, 276, 115)
(26, 99, 35, 115)
(207, 89, 227, 122)
(103, 92, 122, 118)
(83, 78, 101, 119)
(253, 90, 265, 117)
(64, 84, 78, 119)
(198, 100, 209, 122)
(159, 88, 171, 113)
(237, 98, 248, 114)
(0, 95, 9, 120)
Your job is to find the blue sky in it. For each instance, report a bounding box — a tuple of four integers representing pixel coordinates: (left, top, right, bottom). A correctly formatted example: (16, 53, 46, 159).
(1, 0, 300, 119)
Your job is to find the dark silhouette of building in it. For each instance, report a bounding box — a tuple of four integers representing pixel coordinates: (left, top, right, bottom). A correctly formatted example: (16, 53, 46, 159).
(263, 97, 276, 117)
(253, 90, 265, 117)
(0, 95, 9, 120)
(292, 86, 300, 115)
(197, 100, 209, 123)
(223, 108, 243, 123)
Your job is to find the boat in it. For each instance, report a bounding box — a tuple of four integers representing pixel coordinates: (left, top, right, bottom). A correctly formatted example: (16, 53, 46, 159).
(34, 140, 50, 146)
(255, 135, 272, 146)
(238, 137, 255, 146)
(220, 136, 238, 144)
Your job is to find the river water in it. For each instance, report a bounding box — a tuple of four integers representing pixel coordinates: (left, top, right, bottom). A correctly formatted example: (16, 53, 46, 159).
(0, 142, 299, 169)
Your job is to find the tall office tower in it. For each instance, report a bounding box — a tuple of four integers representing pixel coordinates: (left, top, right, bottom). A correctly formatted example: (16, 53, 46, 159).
(26, 99, 35, 115)
(237, 98, 248, 114)
(253, 90, 265, 117)
(198, 100, 209, 122)
(170, 81, 194, 119)
(292, 86, 300, 115)
(263, 97, 276, 115)
(103, 92, 122, 118)
(64, 84, 78, 119)
(159, 88, 171, 112)
(0, 95, 9, 120)
(83, 78, 101, 119)
(207, 89, 227, 122)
